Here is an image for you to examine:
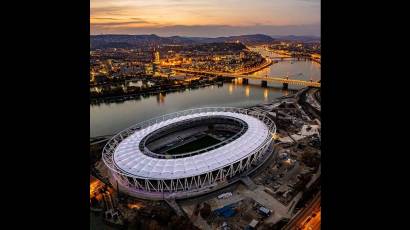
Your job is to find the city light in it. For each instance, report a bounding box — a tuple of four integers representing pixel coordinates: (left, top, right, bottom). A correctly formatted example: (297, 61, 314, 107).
(90, 179, 103, 198)
(127, 202, 143, 210)
(90, 32, 321, 230)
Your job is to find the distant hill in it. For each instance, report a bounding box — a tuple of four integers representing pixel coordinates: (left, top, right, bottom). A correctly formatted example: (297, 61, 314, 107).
(185, 34, 275, 44)
(90, 34, 275, 49)
(184, 42, 247, 53)
(224, 34, 275, 44)
(270, 35, 320, 43)
(90, 34, 176, 49)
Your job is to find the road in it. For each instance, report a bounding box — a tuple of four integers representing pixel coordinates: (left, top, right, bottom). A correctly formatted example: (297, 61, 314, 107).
(283, 192, 321, 230)
(304, 209, 321, 230)
(298, 87, 321, 120)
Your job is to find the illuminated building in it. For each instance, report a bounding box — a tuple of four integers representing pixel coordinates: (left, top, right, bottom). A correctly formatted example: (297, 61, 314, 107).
(102, 107, 276, 200)
(153, 51, 160, 64)
(144, 63, 154, 75)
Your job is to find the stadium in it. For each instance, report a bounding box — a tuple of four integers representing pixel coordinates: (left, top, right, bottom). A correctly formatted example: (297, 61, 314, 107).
(102, 107, 276, 200)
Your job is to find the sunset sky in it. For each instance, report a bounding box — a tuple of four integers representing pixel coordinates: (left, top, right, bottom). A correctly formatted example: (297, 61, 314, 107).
(90, 0, 320, 37)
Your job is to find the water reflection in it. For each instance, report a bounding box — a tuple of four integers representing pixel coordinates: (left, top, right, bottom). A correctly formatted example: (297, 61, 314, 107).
(264, 88, 269, 101)
(228, 84, 233, 95)
(91, 59, 320, 137)
(236, 78, 242, 85)
(156, 92, 166, 105)
(91, 82, 287, 136)
(250, 59, 320, 81)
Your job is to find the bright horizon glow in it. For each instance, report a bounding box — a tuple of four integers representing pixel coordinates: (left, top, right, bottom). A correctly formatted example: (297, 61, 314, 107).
(91, 0, 320, 37)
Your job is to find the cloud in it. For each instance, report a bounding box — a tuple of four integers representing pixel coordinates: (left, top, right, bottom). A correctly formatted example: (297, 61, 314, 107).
(90, 16, 156, 27)
(91, 21, 147, 26)
(90, 0, 320, 35)
(90, 16, 159, 28)
(90, 17, 120, 20)
(296, 0, 320, 3)
(90, 6, 131, 16)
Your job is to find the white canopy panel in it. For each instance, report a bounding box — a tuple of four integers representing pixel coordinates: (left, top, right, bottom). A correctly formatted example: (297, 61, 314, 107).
(113, 111, 270, 180)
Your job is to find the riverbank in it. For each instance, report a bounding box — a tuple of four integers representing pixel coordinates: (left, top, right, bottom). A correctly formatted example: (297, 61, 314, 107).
(90, 77, 227, 104)
(235, 57, 274, 75)
(172, 57, 273, 76)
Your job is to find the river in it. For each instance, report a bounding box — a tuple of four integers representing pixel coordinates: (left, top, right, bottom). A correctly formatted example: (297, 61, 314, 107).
(90, 55, 320, 137)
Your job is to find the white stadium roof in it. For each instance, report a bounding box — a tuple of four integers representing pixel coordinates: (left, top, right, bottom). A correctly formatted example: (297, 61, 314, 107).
(113, 111, 270, 180)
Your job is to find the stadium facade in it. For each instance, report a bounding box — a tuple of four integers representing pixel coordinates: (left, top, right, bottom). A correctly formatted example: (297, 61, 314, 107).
(102, 107, 276, 200)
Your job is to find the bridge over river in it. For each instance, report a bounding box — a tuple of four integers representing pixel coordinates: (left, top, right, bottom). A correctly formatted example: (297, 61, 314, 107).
(171, 68, 320, 88)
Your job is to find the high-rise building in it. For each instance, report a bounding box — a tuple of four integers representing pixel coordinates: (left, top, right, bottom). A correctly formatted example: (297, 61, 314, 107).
(144, 63, 154, 75)
(153, 51, 160, 64)
(152, 50, 161, 76)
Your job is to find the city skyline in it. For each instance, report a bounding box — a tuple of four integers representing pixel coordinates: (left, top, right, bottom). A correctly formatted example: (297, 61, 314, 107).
(91, 0, 320, 37)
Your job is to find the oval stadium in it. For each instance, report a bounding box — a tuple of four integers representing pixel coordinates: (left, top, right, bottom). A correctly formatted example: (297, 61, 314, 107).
(102, 107, 276, 200)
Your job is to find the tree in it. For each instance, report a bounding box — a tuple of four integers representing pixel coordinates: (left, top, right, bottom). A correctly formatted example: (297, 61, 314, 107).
(193, 203, 200, 216)
(90, 197, 99, 208)
(146, 219, 161, 230)
(157, 208, 172, 225)
(271, 219, 289, 230)
(301, 150, 319, 168)
(199, 203, 211, 219)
